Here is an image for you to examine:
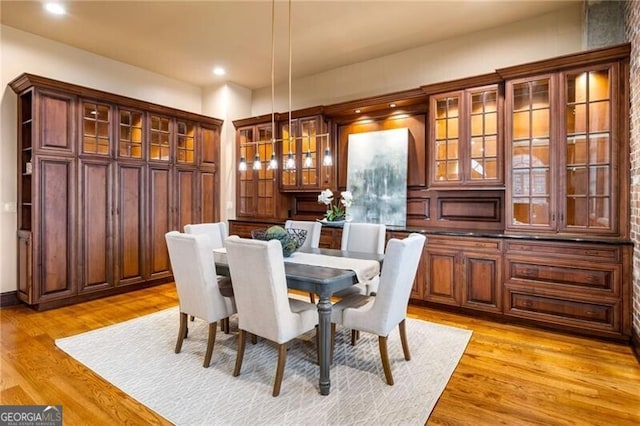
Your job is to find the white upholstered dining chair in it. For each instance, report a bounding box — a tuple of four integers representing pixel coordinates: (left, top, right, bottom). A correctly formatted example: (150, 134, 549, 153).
(165, 231, 236, 368)
(285, 220, 321, 250)
(285, 220, 322, 302)
(184, 222, 227, 249)
(224, 236, 319, 397)
(330, 232, 426, 385)
(334, 222, 386, 298)
(184, 221, 231, 332)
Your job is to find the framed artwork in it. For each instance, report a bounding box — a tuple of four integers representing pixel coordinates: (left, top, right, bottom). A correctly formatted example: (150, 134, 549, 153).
(346, 128, 408, 227)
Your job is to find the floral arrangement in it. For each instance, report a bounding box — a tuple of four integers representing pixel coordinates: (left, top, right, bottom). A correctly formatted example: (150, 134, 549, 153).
(318, 189, 353, 222)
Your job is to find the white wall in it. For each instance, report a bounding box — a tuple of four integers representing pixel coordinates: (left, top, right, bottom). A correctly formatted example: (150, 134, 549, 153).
(201, 82, 252, 223)
(252, 4, 583, 115)
(0, 2, 585, 295)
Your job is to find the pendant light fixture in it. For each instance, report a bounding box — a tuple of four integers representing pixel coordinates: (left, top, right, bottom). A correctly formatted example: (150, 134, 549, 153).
(238, 0, 332, 172)
(284, 0, 296, 172)
(267, 0, 278, 171)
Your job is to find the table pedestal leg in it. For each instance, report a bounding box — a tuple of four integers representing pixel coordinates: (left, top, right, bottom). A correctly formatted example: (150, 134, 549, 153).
(317, 294, 331, 395)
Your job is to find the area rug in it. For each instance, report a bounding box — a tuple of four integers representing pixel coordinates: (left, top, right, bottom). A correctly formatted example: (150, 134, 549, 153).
(55, 307, 472, 425)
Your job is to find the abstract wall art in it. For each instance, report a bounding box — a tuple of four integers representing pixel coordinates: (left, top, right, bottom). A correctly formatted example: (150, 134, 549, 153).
(346, 128, 408, 226)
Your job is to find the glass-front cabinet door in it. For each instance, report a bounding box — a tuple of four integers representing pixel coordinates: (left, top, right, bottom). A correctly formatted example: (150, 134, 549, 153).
(430, 85, 501, 187)
(82, 100, 111, 156)
(117, 108, 144, 160)
(563, 66, 615, 233)
(149, 114, 171, 162)
(176, 120, 196, 165)
(506, 63, 620, 236)
(236, 123, 277, 217)
(506, 76, 554, 231)
(280, 115, 325, 191)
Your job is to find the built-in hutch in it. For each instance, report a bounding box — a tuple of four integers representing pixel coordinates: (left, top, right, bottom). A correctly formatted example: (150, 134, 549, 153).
(231, 44, 632, 342)
(11, 74, 222, 309)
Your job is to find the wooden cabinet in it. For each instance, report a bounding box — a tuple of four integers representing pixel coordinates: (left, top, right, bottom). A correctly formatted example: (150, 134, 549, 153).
(10, 73, 222, 309)
(503, 240, 631, 338)
(78, 158, 113, 293)
(114, 162, 145, 287)
(504, 59, 627, 237)
(234, 119, 288, 219)
(424, 235, 502, 313)
(280, 114, 331, 192)
(429, 85, 502, 187)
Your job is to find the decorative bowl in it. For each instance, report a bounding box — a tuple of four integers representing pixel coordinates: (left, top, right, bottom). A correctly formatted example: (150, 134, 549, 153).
(251, 228, 307, 257)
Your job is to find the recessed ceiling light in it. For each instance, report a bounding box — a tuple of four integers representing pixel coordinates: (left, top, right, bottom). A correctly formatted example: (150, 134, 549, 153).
(213, 67, 226, 76)
(44, 2, 66, 15)
(355, 109, 361, 113)
(389, 103, 397, 108)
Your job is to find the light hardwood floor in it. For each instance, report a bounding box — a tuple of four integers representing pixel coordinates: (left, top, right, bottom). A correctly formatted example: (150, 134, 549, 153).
(1, 283, 639, 425)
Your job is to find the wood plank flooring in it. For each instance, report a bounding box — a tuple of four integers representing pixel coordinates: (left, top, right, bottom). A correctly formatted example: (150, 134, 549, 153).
(1, 283, 639, 425)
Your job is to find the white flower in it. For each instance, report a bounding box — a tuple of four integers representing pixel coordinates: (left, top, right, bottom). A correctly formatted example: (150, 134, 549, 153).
(318, 189, 353, 221)
(340, 191, 353, 208)
(318, 188, 334, 205)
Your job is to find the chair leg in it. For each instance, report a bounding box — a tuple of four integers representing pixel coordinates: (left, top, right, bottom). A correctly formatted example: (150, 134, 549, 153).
(221, 317, 230, 334)
(399, 319, 411, 361)
(309, 292, 315, 304)
(251, 333, 258, 344)
(203, 322, 217, 368)
(273, 343, 287, 397)
(175, 312, 188, 353)
(190, 315, 195, 322)
(378, 335, 394, 385)
(233, 329, 247, 377)
(351, 329, 360, 346)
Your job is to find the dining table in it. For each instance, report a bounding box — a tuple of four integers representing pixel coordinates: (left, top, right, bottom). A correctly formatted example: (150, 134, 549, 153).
(214, 246, 383, 396)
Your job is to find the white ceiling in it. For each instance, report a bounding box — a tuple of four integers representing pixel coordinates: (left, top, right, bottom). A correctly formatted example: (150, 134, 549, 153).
(0, 0, 580, 90)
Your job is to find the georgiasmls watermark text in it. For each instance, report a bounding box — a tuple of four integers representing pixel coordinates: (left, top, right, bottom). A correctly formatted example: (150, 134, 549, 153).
(0, 405, 62, 426)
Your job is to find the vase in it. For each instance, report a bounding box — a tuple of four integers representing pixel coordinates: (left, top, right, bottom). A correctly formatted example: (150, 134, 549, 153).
(319, 218, 346, 225)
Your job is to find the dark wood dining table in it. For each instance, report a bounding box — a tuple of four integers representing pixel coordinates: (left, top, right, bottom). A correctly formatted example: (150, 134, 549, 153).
(214, 247, 383, 396)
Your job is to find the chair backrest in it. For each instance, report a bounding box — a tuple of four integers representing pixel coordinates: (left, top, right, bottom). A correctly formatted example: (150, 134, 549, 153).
(224, 236, 300, 343)
(340, 222, 386, 254)
(184, 222, 227, 249)
(165, 231, 233, 322)
(284, 220, 321, 250)
(367, 233, 426, 334)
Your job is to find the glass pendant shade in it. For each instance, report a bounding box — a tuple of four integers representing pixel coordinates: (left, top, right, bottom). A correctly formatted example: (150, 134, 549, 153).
(304, 150, 312, 168)
(252, 153, 262, 170)
(238, 156, 247, 171)
(286, 152, 295, 170)
(323, 147, 333, 166)
(269, 151, 278, 169)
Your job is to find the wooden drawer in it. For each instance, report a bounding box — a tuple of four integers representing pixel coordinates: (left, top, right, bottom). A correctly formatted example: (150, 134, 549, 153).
(428, 235, 501, 251)
(228, 221, 277, 238)
(504, 286, 620, 335)
(505, 257, 620, 295)
(504, 240, 621, 262)
(319, 227, 342, 249)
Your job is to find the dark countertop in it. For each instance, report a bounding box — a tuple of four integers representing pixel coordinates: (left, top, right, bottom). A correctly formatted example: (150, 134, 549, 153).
(228, 218, 633, 246)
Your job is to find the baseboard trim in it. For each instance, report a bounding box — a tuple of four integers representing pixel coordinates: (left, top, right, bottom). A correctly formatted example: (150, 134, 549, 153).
(632, 328, 640, 365)
(0, 291, 20, 307)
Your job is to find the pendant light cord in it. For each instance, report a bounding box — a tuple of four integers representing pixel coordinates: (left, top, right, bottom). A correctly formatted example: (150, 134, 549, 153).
(271, 0, 275, 143)
(288, 0, 292, 155)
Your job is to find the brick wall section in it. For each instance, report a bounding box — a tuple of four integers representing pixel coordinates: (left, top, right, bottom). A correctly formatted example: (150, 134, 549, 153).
(624, 0, 640, 337)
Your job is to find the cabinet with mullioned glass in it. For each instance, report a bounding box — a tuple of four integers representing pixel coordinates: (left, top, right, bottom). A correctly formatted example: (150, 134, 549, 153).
(235, 121, 281, 218)
(505, 61, 624, 236)
(279, 114, 331, 192)
(429, 85, 502, 187)
(10, 73, 223, 308)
